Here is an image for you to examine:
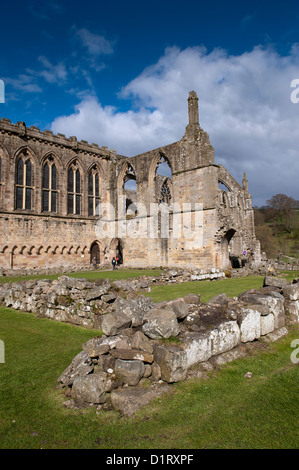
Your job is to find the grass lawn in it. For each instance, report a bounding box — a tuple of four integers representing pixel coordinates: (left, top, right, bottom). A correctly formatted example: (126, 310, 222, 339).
(145, 276, 264, 303)
(145, 271, 299, 303)
(144, 271, 299, 302)
(0, 268, 163, 285)
(0, 270, 298, 449)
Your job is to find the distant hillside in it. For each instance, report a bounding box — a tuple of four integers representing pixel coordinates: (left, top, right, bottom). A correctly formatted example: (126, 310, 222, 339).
(254, 196, 299, 260)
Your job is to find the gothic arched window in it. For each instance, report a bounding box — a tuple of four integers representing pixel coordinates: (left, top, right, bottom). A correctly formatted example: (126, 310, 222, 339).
(67, 162, 81, 215)
(123, 163, 137, 216)
(160, 179, 172, 204)
(155, 155, 172, 205)
(88, 167, 100, 216)
(42, 157, 57, 213)
(15, 153, 33, 210)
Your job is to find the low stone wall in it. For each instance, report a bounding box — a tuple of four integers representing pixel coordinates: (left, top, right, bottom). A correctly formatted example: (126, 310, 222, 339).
(55, 274, 298, 416)
(258, 259, 299, 273)
(0, 270, 226, 328)
(270, 261, 299, 272)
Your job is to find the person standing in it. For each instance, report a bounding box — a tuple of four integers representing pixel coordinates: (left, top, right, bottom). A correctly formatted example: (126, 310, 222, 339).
(92, 257, 97, 270)
(112, 257, 116, 270)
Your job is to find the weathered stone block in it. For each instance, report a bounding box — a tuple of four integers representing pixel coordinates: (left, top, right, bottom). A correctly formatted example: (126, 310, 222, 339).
(210, 346, 247, 366)
(207, 293, 229, 307)
(182, 294, 201, 305)
(284, 300, 299, 325)
(239, 308, 261, 342)
(239, 292, 285, 329)
(263, 275, 288, 289)
(57, 351, 94, 386)
(131, 331, 154, 354)
(95, 355, 115, 373)
(263, 327, 288, 343)
(209, 321, 240, 356)
(153, 344, 188, 383)
(101, 311, 131, 336)
(283, 284, 299, 301)
(142, 308, 180, 339)
(71, 372, 118, 404)
(85, 286, 110, 301)
(82, 336, 111, 357)
(181, 332, 212, 367)
(110, 348, 154, 363)
(164, 298, 189, 319)
(112, 296, 154, 327)
(151, 362, 162, 381)
(115, 359, 145, 386)
(260, 313, 275, 336)
(58, 276, 94, 290)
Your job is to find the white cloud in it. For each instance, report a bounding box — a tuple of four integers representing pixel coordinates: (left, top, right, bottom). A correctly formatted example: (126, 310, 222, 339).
(50, 45, 299, 205)
(76, 28, 114, 57)
(71, 27, 115, 74)
(4, 73, 42, 94)
(38, 56, 67, 83)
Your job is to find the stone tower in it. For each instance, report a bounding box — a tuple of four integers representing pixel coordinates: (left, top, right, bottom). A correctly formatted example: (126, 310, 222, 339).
(188, 91, 200, 127)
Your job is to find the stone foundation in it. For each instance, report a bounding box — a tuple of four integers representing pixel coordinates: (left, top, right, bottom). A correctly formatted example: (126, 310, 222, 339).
(1, 272, 297, 415)
(2, 272, 297, 415)
(57, 275, 298, 415)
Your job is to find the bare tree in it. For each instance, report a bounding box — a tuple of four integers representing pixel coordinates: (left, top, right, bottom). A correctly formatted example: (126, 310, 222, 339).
(266, 194, 299, 233)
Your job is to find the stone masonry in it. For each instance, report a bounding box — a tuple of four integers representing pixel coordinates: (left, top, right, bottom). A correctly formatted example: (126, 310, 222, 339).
(53, 274, 298, 416)
(0, 92, 261, 273)
(1, 271, 298, 415)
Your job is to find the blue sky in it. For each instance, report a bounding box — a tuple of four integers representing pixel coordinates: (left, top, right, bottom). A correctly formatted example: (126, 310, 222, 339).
(1, 0, 299, 206)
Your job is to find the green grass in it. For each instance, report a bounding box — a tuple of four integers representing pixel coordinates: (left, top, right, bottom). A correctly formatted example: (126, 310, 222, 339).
(0, 268, 162, 285)
(145, 272, 299, 303)
(146, 275, 265, 303)
(0, 307, 298, 449)
(281, 271, 299, 281)
(0, 270, 299, 449)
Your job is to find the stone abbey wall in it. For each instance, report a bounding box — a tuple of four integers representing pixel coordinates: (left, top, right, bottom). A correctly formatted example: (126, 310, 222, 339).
(0, 92, 261, 273)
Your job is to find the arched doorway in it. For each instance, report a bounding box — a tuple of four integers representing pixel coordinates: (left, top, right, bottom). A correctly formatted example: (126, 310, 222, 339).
(90, 241, 100, 266)
(110, 238, 123, 265)
(220, 229, 236, 270)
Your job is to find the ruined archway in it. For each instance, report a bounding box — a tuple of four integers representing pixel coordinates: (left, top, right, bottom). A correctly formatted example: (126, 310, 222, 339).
(117, 162, 137, 218)
(153, 155, 172, 203)
(110, 238, 123, 265)
(90, 241, 101, 266)
(220, 228, 236, 270)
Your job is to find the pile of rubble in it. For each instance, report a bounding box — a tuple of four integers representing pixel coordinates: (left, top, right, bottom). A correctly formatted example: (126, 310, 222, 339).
(55, 275, 299, 416)
(0, 269, 226, 328)
(1, 270, 298, 415)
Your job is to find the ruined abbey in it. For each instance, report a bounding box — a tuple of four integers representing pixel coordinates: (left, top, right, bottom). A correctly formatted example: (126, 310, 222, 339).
(0, 91, 261, 273)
